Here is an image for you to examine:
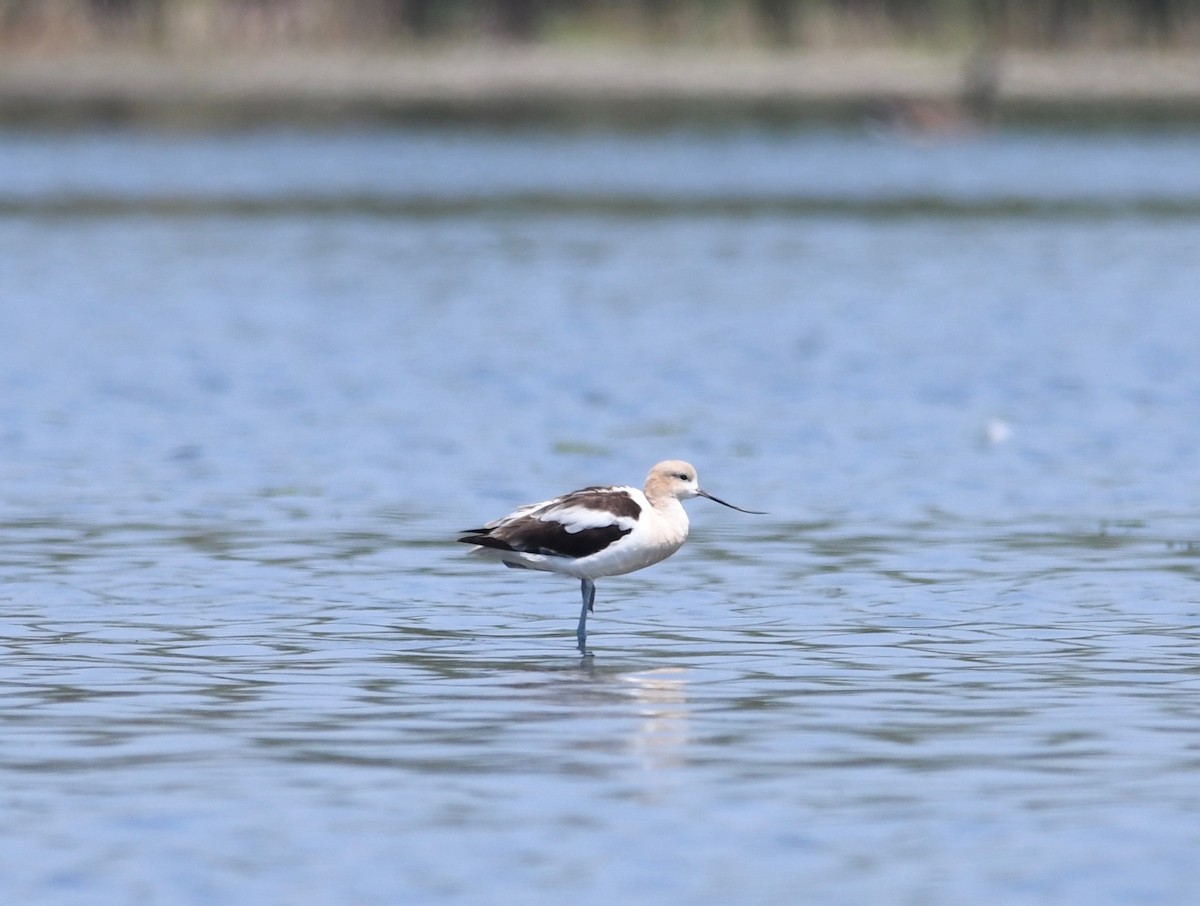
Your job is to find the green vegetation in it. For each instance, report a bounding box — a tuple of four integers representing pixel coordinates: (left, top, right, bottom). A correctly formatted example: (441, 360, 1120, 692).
(3, 0, 1199, 53)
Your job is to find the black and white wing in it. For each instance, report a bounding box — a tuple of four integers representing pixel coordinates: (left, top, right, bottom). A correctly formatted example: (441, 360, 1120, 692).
(459, 486, 643, 560)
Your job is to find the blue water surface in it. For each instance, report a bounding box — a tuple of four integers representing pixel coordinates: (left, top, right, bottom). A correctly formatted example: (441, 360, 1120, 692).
(2, 124, 1200, 905)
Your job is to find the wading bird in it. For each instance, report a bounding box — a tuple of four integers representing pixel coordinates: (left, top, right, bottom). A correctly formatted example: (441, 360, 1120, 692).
(459, 460, 763, 651)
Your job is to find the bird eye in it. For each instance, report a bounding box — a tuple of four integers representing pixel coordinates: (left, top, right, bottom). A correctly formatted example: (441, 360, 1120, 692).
(678, 472, 690, 481)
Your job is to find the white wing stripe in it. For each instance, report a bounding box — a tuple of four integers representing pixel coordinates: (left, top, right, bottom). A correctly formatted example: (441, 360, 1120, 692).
(537, 504, 639, 534)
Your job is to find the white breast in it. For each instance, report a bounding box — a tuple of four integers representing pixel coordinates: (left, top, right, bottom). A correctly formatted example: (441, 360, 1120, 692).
(565, 493, 690, 579)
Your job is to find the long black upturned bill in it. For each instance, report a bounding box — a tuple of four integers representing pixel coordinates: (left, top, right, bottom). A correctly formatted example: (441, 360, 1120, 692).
(698, 490, 767, 515)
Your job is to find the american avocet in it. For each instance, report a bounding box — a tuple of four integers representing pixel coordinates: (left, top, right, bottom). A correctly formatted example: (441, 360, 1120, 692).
(458, 460, 763, 652)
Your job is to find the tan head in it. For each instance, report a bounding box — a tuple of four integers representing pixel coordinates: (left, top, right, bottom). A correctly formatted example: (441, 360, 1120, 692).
(644, 460, 765, 513)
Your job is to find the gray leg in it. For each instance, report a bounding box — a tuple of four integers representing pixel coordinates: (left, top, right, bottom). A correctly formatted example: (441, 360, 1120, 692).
(577, 579, 596, 652)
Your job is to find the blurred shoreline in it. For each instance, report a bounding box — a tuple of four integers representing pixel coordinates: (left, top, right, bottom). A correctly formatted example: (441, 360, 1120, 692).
(4, 48, 1200, 127)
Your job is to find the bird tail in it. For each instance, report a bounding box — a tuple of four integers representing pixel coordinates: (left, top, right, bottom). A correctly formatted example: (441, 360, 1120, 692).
(457, 528, 517, 553)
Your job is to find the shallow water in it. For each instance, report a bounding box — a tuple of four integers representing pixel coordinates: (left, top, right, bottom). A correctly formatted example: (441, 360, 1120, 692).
(2, 125, 1200, 904)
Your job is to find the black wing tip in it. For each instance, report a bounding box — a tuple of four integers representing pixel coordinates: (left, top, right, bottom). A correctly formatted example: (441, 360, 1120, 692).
(457, 533, 516, 552)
